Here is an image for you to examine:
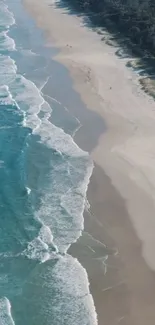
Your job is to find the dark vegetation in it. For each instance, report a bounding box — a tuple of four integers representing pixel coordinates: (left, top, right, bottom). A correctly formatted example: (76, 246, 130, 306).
(59, 0, 155, 59)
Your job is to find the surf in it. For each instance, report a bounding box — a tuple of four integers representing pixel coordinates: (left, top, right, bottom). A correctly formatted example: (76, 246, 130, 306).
(0, 0, 97, 324)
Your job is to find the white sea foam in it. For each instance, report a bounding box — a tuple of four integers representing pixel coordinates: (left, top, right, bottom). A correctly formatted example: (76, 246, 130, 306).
(48, 254, 98, 325)
(0, 85, 15, 105)
(14, 75, 96, 324)
(10, 75, 45, 130)
(11, 72, 89, 156)
(39, 119, 87, 156)
(21, 48, 39, 57)
(33, 157, 93, 254)
(22, 236, 49, 261)
(40, 76, 50, 91)
(11, 70, 93, 254)
(0, 0, 93, 259)
(39, 224, 54, 245)
(12, 72, 94, 254)
(22, 225, 58, 262)
(0, 2, 15, 28)
(26, 186, 31, 195)
(0, 55, 17, 86)
(0, 3, 97, 323)
(38, 223, 58, 254)
(0, 298, 15, 325)
(0, 30, 16, 51)
(85, 197, 91, 212)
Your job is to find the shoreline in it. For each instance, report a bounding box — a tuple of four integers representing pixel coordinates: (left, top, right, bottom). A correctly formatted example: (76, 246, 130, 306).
(23, 0, 155, 324)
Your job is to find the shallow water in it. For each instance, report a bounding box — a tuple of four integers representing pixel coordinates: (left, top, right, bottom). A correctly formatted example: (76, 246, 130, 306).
(0, 0, 97, 324)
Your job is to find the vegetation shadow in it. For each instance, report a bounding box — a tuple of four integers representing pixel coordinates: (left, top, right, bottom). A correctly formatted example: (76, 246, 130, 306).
(51, 0, 155, 99)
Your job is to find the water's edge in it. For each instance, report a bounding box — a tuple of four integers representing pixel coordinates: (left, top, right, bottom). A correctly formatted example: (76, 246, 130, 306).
(0, 0, 102, 324)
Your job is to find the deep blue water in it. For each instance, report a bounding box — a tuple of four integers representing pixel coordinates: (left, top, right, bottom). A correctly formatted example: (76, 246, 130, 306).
(0, 0, 97, 324)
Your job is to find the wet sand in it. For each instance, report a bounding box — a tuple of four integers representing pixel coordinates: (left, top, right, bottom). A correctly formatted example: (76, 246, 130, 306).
(23, 0, 155, 324)
(70, 164, 155, 325)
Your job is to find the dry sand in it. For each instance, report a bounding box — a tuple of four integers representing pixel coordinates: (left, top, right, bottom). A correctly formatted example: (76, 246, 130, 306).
(23, 0, 155, 324)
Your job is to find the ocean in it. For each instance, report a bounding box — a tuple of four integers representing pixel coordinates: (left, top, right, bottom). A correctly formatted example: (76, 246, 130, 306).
(0, 0, 97, 324)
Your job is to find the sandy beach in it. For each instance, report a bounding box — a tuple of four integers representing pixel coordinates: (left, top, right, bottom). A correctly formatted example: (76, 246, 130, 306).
(23, 0, 155, 324)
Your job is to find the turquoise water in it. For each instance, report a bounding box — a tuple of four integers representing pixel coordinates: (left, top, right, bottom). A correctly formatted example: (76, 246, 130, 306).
(0, 0, 98, 324)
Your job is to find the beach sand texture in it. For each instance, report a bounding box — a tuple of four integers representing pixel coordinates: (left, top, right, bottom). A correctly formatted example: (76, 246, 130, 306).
(23, 0, 155, 324)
